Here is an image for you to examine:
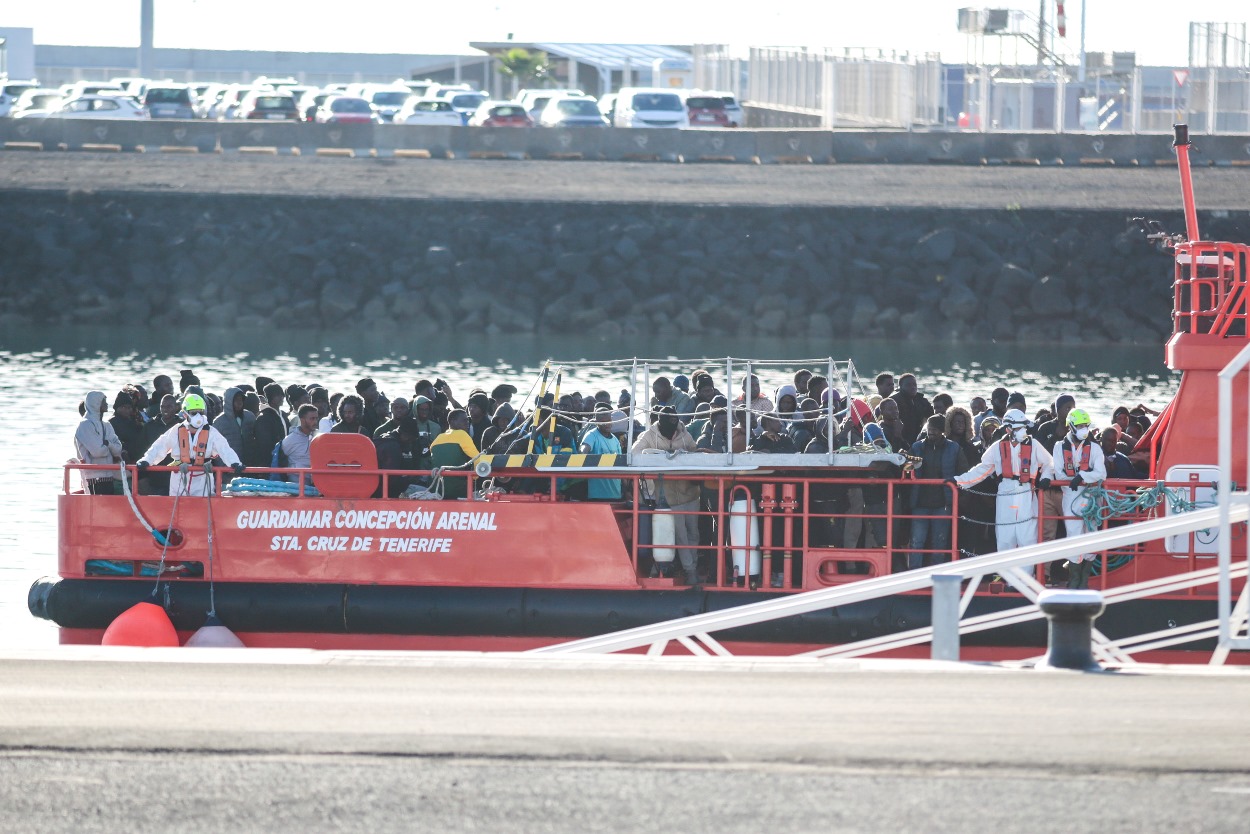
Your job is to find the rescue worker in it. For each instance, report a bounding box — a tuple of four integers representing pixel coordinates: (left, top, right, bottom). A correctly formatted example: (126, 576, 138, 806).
(1051, 409, 1107, 589)
(136, 393, 243, 497)
(950, 408, 1054, 552)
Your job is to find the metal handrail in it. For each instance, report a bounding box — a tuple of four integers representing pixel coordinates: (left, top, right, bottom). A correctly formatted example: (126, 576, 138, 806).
(530, 502, 1249, 657)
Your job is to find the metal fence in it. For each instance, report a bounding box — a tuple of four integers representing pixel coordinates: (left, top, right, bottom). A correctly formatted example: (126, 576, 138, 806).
(695, 44, 1250, 134)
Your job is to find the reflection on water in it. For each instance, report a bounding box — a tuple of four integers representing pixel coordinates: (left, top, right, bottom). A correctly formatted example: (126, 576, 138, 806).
(0, 325, 1178, 649)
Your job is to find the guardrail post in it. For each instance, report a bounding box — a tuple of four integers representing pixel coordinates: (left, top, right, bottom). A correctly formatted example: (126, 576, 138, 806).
(931, 573, 961, 661)
(1036, 589, 1105, 671)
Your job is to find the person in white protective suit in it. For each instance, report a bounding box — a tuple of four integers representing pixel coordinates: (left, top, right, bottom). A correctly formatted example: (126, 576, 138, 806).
(1051, 408, 1107, 589)
(136, 393, 243, 497)
(949, 409, 1054, 552)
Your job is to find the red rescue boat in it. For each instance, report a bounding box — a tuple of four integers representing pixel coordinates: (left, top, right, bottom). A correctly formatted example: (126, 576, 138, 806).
(28, 125, 1250, 662)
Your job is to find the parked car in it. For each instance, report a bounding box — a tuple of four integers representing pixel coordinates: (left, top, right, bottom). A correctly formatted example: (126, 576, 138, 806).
(343, 84, 412, 122)
(537, 96, 609, 128)
(315, 95, 379, 124)
(298, 90, 333, 122)
(0, 80, 41, 117)
(210, 85, 255, 120)
(706, 91, 745, 127)
(398, 78, 437, 98)
(612, 88, 689, 128)
(685, 94, 731, 128)
(365, 88, 412, 123)
(57, 81, 127, 101)
(48, 95, 148, 120)
(468, 102, 533, 127)
(445, 91, 488, 123)
(7, 88, 63, 119)
(396, 98, 464, 126)
(238, 91, 300, 120)
(143, 85, 196, 119)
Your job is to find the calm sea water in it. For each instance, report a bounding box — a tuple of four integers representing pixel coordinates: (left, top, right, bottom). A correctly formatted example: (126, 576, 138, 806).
(0, 325, 1178, 649)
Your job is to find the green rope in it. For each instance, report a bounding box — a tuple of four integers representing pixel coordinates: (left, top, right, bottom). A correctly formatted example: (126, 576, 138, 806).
(1078, 481, 1223, 574)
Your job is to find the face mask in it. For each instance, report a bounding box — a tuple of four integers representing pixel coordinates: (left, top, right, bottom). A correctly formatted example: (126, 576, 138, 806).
(658, 417, 679, 438)
(188, 414, 207, 429)
(1074, 427, 1090, 441)
(1013, 427, 1028, 442)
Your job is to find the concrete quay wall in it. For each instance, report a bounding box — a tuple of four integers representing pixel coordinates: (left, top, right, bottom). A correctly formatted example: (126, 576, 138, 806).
(3, 187, 1249, 343)
(4, 119, 1250, 166)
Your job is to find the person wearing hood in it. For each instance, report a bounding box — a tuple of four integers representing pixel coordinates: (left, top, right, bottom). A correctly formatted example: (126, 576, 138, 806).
(631, 406, 703, 584)
(75, 391, 124, 494)
(109, 390, 146, 465)
(212, 387, 256, 465)
(409, 395, 443, 468)
(951, 408, 1055, 553)
(481, 401, 519, 454)
(467, 392, 493, 444)
(137, 393, 243, 497)
(1052, 409, 1107, 589)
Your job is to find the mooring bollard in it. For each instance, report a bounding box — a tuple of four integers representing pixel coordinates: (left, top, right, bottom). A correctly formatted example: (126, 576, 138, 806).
(1036, 589, 1106, 671)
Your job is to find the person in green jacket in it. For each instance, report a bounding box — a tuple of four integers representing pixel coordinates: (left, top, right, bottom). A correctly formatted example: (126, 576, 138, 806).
(429, 409, 479, 499)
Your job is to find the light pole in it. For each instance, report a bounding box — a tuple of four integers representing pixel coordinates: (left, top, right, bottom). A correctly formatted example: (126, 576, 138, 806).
(139, 0, 154, 78)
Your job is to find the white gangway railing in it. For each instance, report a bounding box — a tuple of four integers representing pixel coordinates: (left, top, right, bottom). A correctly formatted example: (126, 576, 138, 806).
(1218, 340, 1250, 655)
(530, 504, 1250, 663)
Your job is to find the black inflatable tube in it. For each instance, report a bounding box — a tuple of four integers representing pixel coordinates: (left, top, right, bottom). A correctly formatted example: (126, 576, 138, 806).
(27, 577, 1221, 650)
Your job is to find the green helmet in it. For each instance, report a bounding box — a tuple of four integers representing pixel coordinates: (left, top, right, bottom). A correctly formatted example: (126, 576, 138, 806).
(182, 393, 207, 413)
(1067, 408, 1091, 428)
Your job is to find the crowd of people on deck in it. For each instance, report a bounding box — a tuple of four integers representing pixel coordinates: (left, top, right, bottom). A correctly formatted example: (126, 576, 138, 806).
(73, 366, 1159, 588)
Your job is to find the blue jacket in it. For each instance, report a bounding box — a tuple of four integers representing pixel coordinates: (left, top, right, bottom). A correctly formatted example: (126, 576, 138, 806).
(910, 437, 963, 508)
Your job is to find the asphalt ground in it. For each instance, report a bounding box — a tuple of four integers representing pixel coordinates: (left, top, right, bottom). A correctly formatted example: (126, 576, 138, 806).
(1, 650, 1248, 832)
(3, 151, 1250, 209)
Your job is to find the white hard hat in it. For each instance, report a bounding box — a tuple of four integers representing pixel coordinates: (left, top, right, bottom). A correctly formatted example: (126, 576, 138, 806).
(1003, 408, 1029, 426)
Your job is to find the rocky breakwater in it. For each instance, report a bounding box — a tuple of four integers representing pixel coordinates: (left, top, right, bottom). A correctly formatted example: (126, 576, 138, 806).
(1, 189, 1246, 344)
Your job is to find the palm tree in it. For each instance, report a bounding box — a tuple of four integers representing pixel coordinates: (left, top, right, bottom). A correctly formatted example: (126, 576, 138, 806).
(496, 48, 550, 95)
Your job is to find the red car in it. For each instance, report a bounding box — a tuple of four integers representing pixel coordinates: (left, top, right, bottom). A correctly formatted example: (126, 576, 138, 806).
(686, 95, 731, 128)
(314, 95, 379, 124)
(469, 102, 534, 127)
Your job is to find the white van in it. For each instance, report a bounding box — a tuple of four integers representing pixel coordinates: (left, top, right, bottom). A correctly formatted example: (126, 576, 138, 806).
(612, 87, 689, 129)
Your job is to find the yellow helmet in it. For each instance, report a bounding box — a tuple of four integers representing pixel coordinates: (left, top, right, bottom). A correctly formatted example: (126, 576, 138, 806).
(182, 393, 207, 413)
(1067, 408, 1091, 428)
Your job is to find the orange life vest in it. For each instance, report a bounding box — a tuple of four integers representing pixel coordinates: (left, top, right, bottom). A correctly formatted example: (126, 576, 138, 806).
(998, 437, 1033, 482)
(177, 425, 211, 467)
(1060, 440, 1093, 477)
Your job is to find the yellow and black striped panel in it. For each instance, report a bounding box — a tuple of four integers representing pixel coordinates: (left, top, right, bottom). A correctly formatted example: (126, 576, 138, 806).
(483, 454, 626, 469)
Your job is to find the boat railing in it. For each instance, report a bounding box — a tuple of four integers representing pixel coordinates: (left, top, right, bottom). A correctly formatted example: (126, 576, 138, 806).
(529, 502, 1250, 663)
(65, 462, 1231, 599)
(1173, 240, 1250, 338)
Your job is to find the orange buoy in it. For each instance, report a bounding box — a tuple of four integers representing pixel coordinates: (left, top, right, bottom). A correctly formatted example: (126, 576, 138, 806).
(101, 601, 179, 647)
(185, 614, 245, 648)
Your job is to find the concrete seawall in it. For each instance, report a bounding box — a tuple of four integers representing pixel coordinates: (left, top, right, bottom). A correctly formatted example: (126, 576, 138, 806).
(2, 156, 1248, 343)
